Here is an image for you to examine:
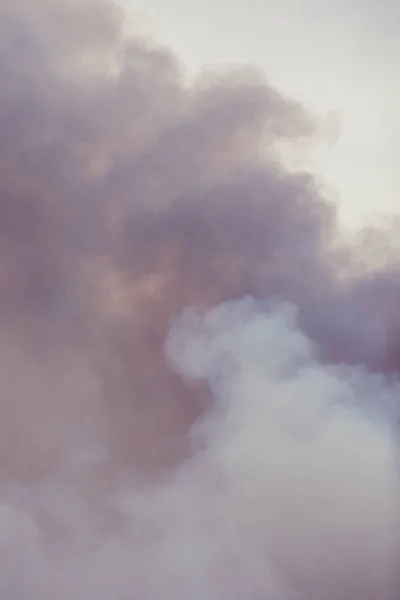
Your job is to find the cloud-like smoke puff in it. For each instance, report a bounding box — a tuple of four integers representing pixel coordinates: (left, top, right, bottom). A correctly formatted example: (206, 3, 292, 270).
(165, 299, 399, 600)
(0, 0, 399, 598)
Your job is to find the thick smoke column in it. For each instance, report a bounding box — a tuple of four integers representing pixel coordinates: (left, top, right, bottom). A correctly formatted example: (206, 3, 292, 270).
(0, 0, 398, 598)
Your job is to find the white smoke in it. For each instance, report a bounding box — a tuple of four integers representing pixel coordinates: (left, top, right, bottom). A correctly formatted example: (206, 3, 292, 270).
(165, 298, 400, 600)
(0, 298, 398, 599)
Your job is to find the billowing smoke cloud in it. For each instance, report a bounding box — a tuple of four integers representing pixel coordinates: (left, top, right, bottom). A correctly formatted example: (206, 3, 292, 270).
(0, 0, 399, 598)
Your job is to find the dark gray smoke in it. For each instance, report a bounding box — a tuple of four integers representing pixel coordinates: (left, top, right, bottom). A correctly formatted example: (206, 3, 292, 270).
(0, 1, 398, 598)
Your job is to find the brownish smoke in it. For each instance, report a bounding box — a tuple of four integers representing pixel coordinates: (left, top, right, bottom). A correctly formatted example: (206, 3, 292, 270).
(0, 0, 399, 478)
(0, 5, 398, 597)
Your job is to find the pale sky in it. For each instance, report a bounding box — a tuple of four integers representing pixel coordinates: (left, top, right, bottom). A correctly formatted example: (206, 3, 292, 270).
(123, 0, 399, 231)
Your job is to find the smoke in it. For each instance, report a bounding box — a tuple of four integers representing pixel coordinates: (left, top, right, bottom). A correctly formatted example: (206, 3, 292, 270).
(0, 0, 398, 598)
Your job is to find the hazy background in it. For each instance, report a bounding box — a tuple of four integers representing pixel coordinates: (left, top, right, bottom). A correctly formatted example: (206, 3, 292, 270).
(124, 0, 400, 230)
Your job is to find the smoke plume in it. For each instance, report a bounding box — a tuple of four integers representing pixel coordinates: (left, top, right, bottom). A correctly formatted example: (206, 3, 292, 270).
(0, 0, 398, 598)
